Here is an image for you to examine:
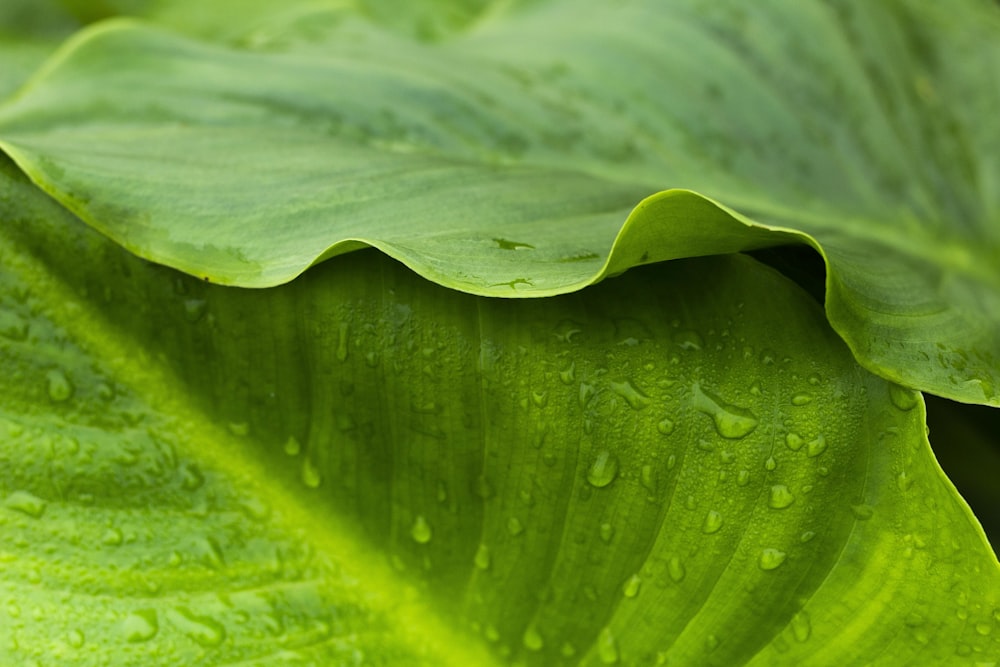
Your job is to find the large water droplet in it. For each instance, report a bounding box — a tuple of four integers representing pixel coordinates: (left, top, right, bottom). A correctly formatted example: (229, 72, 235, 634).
(46, 369, 73, 402)
(759, 548, 787, 570)
(300, 456, 322, 488)
(791, 393, 814, 406)
(4, 490, 46, 518)
(597, 628, 619, 664)
(851, 504, 874, 521)
(640, 465, 656, 493)
(474, 544, 490, 570)
(791, 611, 811, 642)
(336, 322, 350, 361)
(888, 384, 918, 411)
(523, 625, 544, 651)
(123, 610, 158, 643)
(611, 380, 650, 410)
(702, 510, 723, 534)
(693, 385, 758, 439)
(411, 515, 432, 544)
(785, 432, 804, 451)
(560, 362, 576, 385)
(167, 607, 225, 646)
(668, 556, 686, 583)
(769, 485, 795, 509)
(623, 574, 642, 598)
(657, 418, 675, 435)
(806, 435, 827, 458)
(587, 450, 619, 488)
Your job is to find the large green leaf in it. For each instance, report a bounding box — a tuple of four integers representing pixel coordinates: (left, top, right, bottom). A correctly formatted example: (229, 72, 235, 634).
(0, 0, 998, 406)
(2, 160, 997, 665)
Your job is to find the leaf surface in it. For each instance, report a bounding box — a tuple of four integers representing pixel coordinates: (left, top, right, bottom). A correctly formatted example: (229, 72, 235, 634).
(1, 161, 997, 666)
(1, 1, 998, 405)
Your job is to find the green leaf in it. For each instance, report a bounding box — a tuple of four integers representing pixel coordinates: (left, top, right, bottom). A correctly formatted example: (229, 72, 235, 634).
(0, 1, 998, 405)
(2, 161, 996, 665)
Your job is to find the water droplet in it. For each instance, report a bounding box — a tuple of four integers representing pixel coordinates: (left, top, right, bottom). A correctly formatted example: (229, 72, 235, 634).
(579, 382, 596, 408)
(702, 510, 723, 534)
(4, 490, 46, 518)
(975, 622, 992, 636)
(668, 556, 686, 582)
(673, 330, 703, 351)
(623, 574, 642, 598)
(523, 624, 544, 651)
(897, 471, 913, 492)
(600, 522, 614, 543)
(336, 322, 350, 361)
(561, 642, 577, 658)
(410, 515, 432, 544)
(888, 384, 918, 411)
(769, 485, 795, 509)
(800, 531, 816, 542)
(560, 362, 576, 385)
(436, 481, 448, 503)
(791, 393, 814, 406)
(301, 456, 322, 488)
(806, 435, 827, 458)
(67, 629, 85, 648)
(183, 299, 207, 322)
(227, 422, 249, 437)
(666, 454, 677, 469)
(791, 611, 811, 642)
(759, 548, 787, 570)
(474, 543, 490, 570)
(507, 517, 524, 536)
(167, 607, 225, 646)
(851, 504, 874, 521)
(611, 380, 650, 410)
(640, 465, 656, 493)
(283, 436, 301, 456)
(530, 391, 548, 408)
(123, 610, 159, 643)
(785, 432, 804, 451)
(737, 469, 750, 486)
(706, 634, 720, 652)
(484, 624, 500, 642)
(765, 456, 777, 471)
(101, 528, 123, 546)
(693, 385, 758, 439)
(657, 418, 675, 435)
(597, 627, 619, 664)
(46, 370, 73, 402)
(587, 450, 619, 488)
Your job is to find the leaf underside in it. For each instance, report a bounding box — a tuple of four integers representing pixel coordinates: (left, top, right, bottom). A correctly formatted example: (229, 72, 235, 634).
(1, 161, 997, 666)
(0, 0, 998, 405)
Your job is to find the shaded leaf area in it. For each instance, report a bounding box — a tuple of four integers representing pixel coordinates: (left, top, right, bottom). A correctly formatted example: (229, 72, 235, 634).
(1, 164, 997, 665)
(0, 1, 998, 406)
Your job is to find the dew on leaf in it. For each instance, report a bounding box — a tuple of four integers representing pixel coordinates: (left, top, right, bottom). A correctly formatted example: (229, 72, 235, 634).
(597, 627, 620, 664)
(791, 611, 811, 642)
(668, 556, 686, 582)
(600, 522, 614, 543)
(785, 432, 804, 451)
(410, 515, 432, 544)
(300, 456, 322, 488)
(657, 418, 675, 435)
(67, 629, 85, 648)
(623, 574, 642, 598)
(806, 435, 827, 458)
(888, 383, 918, 411)
(474, 543, 490, 570)
(167, 607, 225, 647)
(587, 449, 619, 488)
(336, 322, 349, 361)
(611, 380, 650, 410)
(121, 609, 160, 644)
(759, 548, 787, 570)
(4, 490, 46, 518)
(283, 436, 301, 456)
(851, 504, 875, 521)
(791, 393, 814, 406)
(673, 329, 703, 351)
(507, 517, 524, 536)
(693, 385, 758, 439)
(702, 510, 723, 534)
(46, 369, 73, 402)
(640, 465, 656, 493)
(765, 456, 777, 471)
(522, 624, 544, 651)
(769, 485, 795, 509)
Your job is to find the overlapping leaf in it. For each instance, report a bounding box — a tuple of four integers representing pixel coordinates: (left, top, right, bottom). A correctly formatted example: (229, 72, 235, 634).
(0, 0, 998, 405)
(1, 159, 997, 665)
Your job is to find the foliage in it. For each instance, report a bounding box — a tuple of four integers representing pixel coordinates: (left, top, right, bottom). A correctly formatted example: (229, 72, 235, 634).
(0, 1, 997, 665)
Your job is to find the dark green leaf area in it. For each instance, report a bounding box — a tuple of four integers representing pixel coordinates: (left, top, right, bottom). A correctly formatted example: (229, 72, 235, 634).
(2, 166, 997, 665)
